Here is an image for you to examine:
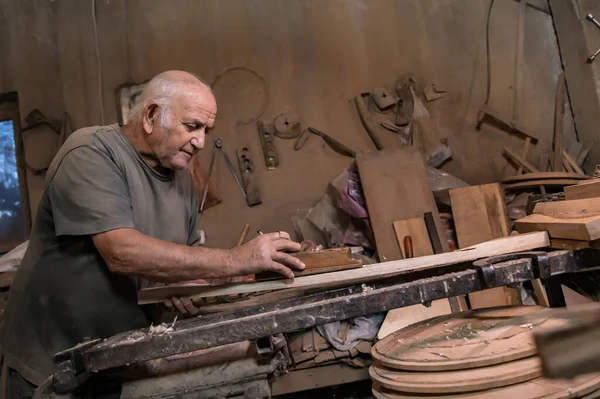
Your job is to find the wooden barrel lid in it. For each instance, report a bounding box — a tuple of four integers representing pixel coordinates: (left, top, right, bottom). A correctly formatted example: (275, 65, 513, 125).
(369, 357, 541, 394)
(372, 373, 600, 399)
(372, 305, 552, 371)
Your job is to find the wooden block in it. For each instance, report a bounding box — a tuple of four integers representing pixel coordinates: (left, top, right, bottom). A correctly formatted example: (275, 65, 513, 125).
(514, 213, 600, 241)
(356, 148, 448, 262)
(565, 180, 600, 200)
(549, 238, 591, 250)
(534, 197, 600, 215)
(449, 184, 510, 249)
(236, 147, 261, 206)
(562, 285, 595, 307)
(392, 218, 433, 258)
(377, 300, 452, 340)
(450, 183, 520, 309)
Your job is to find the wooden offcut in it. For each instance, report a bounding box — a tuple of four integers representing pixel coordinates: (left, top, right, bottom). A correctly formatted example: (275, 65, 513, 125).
(515, 214, 600, 241)
(449, 183, 519, 309)
(137, 232, 550, 304)
(503, 147, 539, 173)
(502, 172, 588, 184)
(565, 180, 600, 200)
(356, 147, 448, 262)
(392, 218, 433, 258)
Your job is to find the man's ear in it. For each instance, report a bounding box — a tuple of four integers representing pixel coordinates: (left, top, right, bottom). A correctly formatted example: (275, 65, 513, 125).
(142, 103, 159, 134)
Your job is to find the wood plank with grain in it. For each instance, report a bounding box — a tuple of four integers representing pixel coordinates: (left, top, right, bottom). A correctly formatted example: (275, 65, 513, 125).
(515, 214, 600, 241)
(565, 180, 600, 200)
(356, 148, 448, 262)
(137, 232, 550, 304)
(449, 183, 519, 309)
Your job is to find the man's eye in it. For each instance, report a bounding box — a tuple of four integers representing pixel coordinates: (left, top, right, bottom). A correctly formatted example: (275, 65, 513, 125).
(185, 124, 198, 131)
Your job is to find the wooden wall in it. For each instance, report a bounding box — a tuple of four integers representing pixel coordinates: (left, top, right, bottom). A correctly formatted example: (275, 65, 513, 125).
(0, 0, 572, 248)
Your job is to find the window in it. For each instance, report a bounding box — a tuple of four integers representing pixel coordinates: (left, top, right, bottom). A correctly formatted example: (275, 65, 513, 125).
(0, 92, 31, 252)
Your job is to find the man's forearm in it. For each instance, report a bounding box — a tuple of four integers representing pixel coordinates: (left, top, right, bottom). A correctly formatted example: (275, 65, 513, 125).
(92, 228, 240, 282)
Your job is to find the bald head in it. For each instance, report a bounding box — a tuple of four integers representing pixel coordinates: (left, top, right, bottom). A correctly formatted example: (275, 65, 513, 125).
(128, 70, 215, 126)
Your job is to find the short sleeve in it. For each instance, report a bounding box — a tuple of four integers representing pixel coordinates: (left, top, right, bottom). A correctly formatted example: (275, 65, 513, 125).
(47, 146, 134, 236)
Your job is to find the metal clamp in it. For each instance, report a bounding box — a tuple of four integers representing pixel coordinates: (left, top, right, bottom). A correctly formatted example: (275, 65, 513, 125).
(473, 251, 551, 288)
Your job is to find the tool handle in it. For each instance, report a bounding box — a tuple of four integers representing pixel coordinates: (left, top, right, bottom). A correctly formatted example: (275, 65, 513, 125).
(354, 96, 384, 150)
(307, 127, 356, 157)
(403, 236, 414, 259)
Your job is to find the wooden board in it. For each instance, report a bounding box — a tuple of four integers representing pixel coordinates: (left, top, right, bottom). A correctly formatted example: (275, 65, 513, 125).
(549, 238, 592, 251)
(392, 218, 433, 258)
(449, 184, 518, 309)
(369, 357, 541, 394)
(372, 374, 600, 399)
(272, 363, 369, 396)
(504, 179, 583, 190)
(564, 151, 584, 175)
(377, 300, 452, 340)
(503, 147, 540, 173)
(514, 213, 600, 241)
(356, 148, 448, 262)
(565, 181, 600, 201)
(372, 306, 545, 371)
(553, 73, 565, 172)
(255, 262, 363, 281)
(136, 232, 550, 304)
(534, 197, 600, 215)
(502, 172, 589, 184)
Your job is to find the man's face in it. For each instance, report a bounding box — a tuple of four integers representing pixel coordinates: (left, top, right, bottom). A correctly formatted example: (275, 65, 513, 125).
(148, 89, 217, 171)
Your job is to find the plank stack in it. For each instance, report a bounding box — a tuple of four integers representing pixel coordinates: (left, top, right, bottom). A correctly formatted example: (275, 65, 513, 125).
(369, 306, 600, 398)
(514, 179, 600, 250)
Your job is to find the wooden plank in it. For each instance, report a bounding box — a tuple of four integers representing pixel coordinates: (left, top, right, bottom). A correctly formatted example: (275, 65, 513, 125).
(553, 73, 566, 172)
(534, 197, 600, 215)
(136, 232, 550, 304)
(503, 147, 540, 173)
(356, 147, 448, 262)
(564, 150, 585, 175)
(449, 183, 519, 309)
(255, 262, 363, 281)
(550, 0, 600, 170)
(392, 218, 433, 258)
(502, 171, 588, 184)
(565, 180, 600, 200)
(514, 214, 600, 241)
(504, 179, 582, 190)
(516, 137, 531, 175)
(550, 238, 592, 251)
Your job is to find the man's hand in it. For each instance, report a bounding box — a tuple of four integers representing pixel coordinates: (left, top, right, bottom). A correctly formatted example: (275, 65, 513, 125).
(230, 231, 305, 279)
(164, 296, 205, 316)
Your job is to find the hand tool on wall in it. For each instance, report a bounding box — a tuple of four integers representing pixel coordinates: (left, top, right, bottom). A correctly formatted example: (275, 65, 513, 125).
(307, 127, 357, 158)
(236, 147, 262, 206)
(354, 95, 384, 150)
(200, 138, 250, 213)
(256, 121, 279, 169)
(215, 138, 248, 202)
(586, 14, 600, 63)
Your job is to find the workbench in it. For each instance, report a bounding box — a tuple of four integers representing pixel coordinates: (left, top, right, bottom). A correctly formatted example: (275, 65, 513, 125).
(50, 248, 600, 398)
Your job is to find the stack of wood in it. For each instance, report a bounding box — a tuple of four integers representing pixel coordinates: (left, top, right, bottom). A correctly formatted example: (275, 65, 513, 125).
(370, 306, 600, 398)
(514, 179, 600, 250)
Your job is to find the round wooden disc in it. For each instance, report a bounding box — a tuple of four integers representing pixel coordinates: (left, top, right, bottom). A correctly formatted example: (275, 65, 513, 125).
(372, 306, 551, 371)
(372, 374, 600, 399)
(369, 357, 541, 394)
(273, 112, 301, 139)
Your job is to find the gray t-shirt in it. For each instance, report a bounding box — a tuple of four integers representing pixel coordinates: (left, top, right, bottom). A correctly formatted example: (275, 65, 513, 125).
(1, 124, 200, 385)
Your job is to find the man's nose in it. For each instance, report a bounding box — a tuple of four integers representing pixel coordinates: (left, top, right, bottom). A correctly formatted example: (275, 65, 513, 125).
(190, 134, 205, 151)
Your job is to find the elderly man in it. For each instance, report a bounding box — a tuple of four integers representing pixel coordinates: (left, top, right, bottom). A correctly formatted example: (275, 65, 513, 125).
(1, 70, 304, 397)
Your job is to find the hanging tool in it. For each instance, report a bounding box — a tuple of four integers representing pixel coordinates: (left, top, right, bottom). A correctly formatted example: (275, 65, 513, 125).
(215, 138, 248, 201)
(354, 95, 384, 150)
(307, 127, 357, 158)
(256, 121, 279, 169)
(586, 14, 600, 63)
(200, 138, 249, 213)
